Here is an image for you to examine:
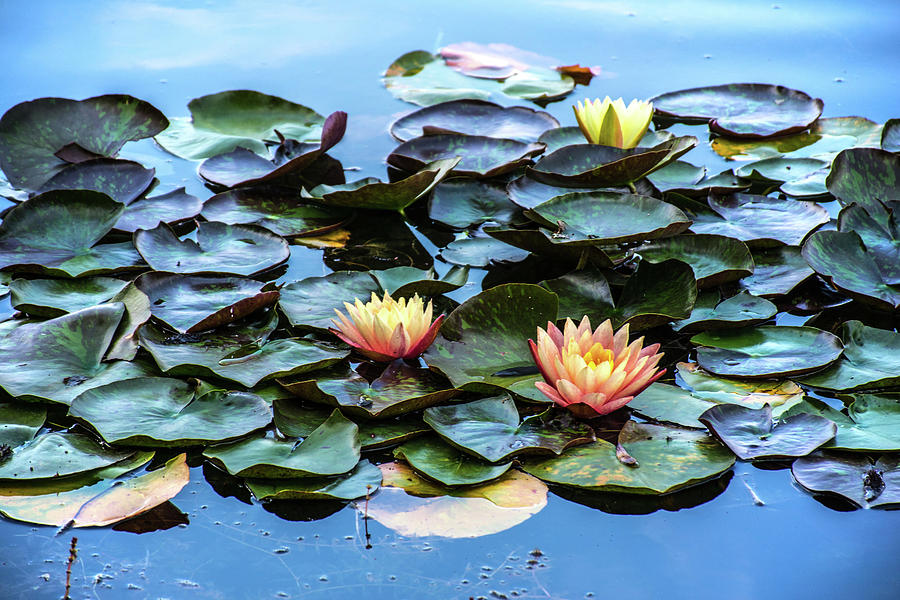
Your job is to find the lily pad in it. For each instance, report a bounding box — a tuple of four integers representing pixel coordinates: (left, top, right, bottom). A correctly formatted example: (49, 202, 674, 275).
(135, 272, 279, 333)
(737, 246, 815, 297)
(604, 259, 697, 330)
(387, 134, 544, 179)
(368, 265, 468, 297)
(634, 234, 753, 287)
(484, 226, 614, 267)
(882, 118, 900, 152)
(798, 321, 900, 392)
(538, 127, 674, 155)
(246, 460, 382, 501)
(523, 421, 735, 495)
(792, 452, 900, 509)
(203, 410, 359, 478)
(699, 404, 836, 461)
(278, 270, 380, 332)
(0, 94, 168, 189)
(423, 283, 558, 395)
(672, 291, 777, 333)
(439, 236, 530, 267)
(428, 178, 521, 229)
(0, 404, 46, 448)
(36, 158, 155, 204)
(651, 83, 823, 138)
(691, 325, 843, 378)
(675, 362, 804, 415)
(155, 90, 324, 160)
(135, 221, 290, 276)
(0, 190, 144, 277)
(10, 277, 129, 318)
(628, 383, 716, 429)
(70, 377, 271, 447)
(541, 267, 613, 322)
(394, 436, 512, 486)
(390, 100, 558, 142)
(423, 396, 594, 463)
(113, 188, 204, 233)
(826, 148, 900, 223)
(784, 396, 900, 452)
(736, 157, 830, 198)
(837, 203, 900, 285)
(105, 282, 152, 361)
(0, 431, 136, 481)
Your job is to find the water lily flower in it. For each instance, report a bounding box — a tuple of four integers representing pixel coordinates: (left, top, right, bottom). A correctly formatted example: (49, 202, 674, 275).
(330, 292, 444, 362)
(529, 316, 665, 418)
(573, 96, 654, 148)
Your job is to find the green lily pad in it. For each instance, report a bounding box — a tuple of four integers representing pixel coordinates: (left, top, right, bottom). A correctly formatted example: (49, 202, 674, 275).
(525, 137, 697, 188)
(10, 277, 129, 318)
(738, 246, 814, 297)
(527, 191, 691, 245)
(541, 267, 613, 322)
(0, 304, 151, 405)
(135, 221, 290, 276)
(113, 188, 204, 233)
(388, 134, 544, 179)
(423, 396, 594, 463)
(651, 83, 823, 138)
(423, 283, 558, 395)
(246, 460, 382, 501)
(0, 190, 144, 277)
(105, 281, 152, 361)
(135, 272, 279, 334)
(691, 325, 844, 378)
(690, 193, 829, 247)
(699, 404, 836, 461)
(36, 158, 155, 204)
(882, 118, 900, 152)
(802, 230, 900, 310)
(798, 321, 900, 392)
(155, 90, 324, 160)
(827, 148, 900, 223)
(439, 236, 530, 267)
(390, 100, 558, 142)
(605, 259, 697, 330)
(736, 157, 828, 183)
(308, 158, 459, 212)
(792, 452, 900, 509)
(628, 383, 715, 429)
(784, 396, 900, 452)
(203, 409, 359, 478)
(634, 234, 753, 287)
(278, 270, 380, 332)
(368, 265, 468, 297)
(484, 226, 614, 267)
(394, 436, 512, 486)
(646, 160, 705, 190)
(523, 421, 735, 495)
(837, 203, 900, 285)
(428, 178, 521, 229)
(675, 361, 805, 415)
(139, 312, 346, 387)
(506, 175, 589, 210)
(0, 94, 168, 189)
(672, 291, 776, 333)
(70, 377, 271, 446)
(0, 431, 136, 480)
(538, 127, 674, 154)
(0, 403, 46, 448)
(279, 360, 457, 419)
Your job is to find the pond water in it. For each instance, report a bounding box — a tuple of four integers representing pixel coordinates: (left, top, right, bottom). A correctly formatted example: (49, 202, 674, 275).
(1, 1, 900, 598)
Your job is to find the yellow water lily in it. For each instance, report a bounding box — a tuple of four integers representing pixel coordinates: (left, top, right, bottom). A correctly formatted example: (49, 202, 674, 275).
(573, 96, 654, 148)
(529, 316, 665, 418)
(330, 292, 444, 362)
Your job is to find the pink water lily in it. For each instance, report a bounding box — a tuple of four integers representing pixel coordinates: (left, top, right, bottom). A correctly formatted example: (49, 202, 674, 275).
(330, 292, 444, 362)
(529, 316, 665, 418)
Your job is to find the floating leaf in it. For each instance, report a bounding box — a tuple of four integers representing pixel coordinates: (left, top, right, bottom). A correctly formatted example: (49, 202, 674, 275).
(676, 362, 804, 415)
(798, 322, 900, 392)
(279, 271, 380, 331)
(439, 236, 530, 267)
(246, 460, 382, 501)
(827, 148, 900, 223)
(428, 178, 521, 229)
(635, 234, 753, 287)
(691, 326, 843, 378)
(672, 291, 776, 333)
(606, 259, 697, 330)
(0, 431, 135, 481)
(651, 83, 823, 138)
(882, 118, 900, 153)
(36, 158, 155, 204)
(391, 100, 558, 142)
(0, 403, 45, 448)
(10, 277, 129, 318)
(837, 203, 900, 285)
(388, 134, 544, 179)
(394, 436, 512, 486)
(784, 396, 900, 452)
(541, 267, 613, 322)
(105, 281, 151, 361)
(792, 452, 900, 509)
(113, 188, 204, 233)
(737, 246, 814, 297)
(628, 383, 715, 429)
(538, 127, 674, 155)
(485, 226, 614, 267)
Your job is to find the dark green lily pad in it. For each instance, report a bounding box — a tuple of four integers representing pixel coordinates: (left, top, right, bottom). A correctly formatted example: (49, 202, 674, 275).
(527, 191, 691, 245)
(0, 404, 46, 448)
(691, 325, 843, 378)
(792, 452, 900, 509)
(368, 265, 468, 297)
(635, 234, 753, 287)
(602, 259, 697, 330)
(541, 267, 613, 322)
(827, 148, 900, 224)
(423, 396, 594, 463)
(538, 127, 674, 154)
(36, 158, 155, 204)
(798, 321, 900, 392)
(278, 270, 380, 332)
(784, 396, 900, 452)
(628, 383, 715, 429)
(646, 160, 705, 190)
(423, 283, 558, 395)
(203, 410, 359, 478)
(105, 281, 152, 362)
(882, 118, 900, 152)
(484, 226, 615, 267)
(390, 100, 558, 142)
(736, 157, 828, 183)
(70, 377, 271, 447)
(838, 203, 900, 285)
(155, 90, 324, 160)
(246, 460, 382, 501)
(428, 178, 521, 229)
(651, 83, 823, 138)
(308, 158, 458, 212)
(135, 221, 290, 276)
(505, 175, 588, 210)
(388, 134, 544, 179)
(0, 190, 144, 277)
(135, 272, 279, 333)
(0, 94, 168, 189)
(394, 436, 512, 486)
(738, 246, 815, 297)
(0, 432, 135, 481)
(802, 230, 900, 310)
(279, 360, 457, 420)
(672, 291, 776, 333)
(113, 188, 204, 233)
(0, 304, 151, 405)
(676, 361, 805, 415)
(690, 193, 829, 247)
(699, 403, 836, 461)
(523, 421, 734, 495)
(439, 236, 530, 267)
(10, 277, 129, 318)
(525, 137, 696, 188)
(322, 211, 434, 272)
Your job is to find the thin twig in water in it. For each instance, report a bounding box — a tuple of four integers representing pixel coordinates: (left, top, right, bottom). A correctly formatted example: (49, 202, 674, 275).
(64, 536, 78, 600)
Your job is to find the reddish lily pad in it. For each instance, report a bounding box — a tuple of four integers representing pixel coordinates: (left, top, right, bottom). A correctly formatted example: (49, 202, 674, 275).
(388, 134, 544, 179)
(792, 452, 900, 509)
(390, 99, 558, 142)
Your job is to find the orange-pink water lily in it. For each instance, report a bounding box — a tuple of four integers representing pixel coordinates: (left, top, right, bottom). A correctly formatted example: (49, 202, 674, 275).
(529, 316, 665, 418)
(330, 292, 444, 362)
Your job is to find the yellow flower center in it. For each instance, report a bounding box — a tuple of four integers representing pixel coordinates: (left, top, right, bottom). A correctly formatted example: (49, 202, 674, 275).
(566, 339, 614, 371)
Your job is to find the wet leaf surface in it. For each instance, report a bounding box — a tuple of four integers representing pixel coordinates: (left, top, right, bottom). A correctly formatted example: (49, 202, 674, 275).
(792, 452, 900, 509)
